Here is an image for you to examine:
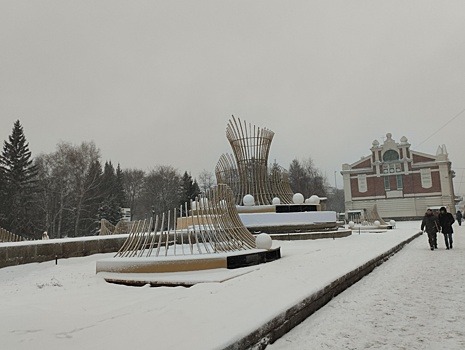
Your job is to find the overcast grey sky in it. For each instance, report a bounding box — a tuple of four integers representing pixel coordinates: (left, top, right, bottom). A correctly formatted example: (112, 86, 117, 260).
(1, 1, 465, 194)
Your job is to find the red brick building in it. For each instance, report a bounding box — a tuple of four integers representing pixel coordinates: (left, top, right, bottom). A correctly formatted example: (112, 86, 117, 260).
(341, 133, 456, 220)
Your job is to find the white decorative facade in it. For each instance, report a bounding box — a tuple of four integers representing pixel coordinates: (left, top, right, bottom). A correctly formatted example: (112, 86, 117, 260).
(341, 133, 456, 219)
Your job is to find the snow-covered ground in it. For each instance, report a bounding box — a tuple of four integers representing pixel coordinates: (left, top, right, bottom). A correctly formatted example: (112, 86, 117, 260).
(269, 222, 465, 350)
(1, 221, 462, 349)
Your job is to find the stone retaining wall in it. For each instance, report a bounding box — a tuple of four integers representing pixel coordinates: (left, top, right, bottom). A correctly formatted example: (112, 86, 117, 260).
(0, 235, 128, 269)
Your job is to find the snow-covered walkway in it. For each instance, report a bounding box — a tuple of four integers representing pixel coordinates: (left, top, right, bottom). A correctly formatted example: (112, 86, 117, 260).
(269, 223, 465, 349)
(2, 221, 461, 349)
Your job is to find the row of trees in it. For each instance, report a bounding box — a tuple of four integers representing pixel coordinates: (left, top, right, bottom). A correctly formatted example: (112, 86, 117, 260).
(0, 120, 343, 239)
(34, 142, 127, 239)
(0, 121, 203, 239)
(287, 158, 344, 213)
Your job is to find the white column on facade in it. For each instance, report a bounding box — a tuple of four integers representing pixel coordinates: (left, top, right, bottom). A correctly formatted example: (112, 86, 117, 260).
(403, 156, 409, 174)
(372, 146, 380, 176)
(341, 164, 352, 207)
(399, 137, 411, 175)
(438, 160, 455, 210)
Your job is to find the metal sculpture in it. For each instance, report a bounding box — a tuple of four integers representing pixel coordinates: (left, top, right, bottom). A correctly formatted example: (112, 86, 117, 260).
(99, 219, 132, 236)
(215, 116, 294, 205)
(112, 184, 256, 258)
(347, 204, 387, 226)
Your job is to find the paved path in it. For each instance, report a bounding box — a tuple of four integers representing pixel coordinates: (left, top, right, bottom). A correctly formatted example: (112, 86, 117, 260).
(269, 223, 465, 350)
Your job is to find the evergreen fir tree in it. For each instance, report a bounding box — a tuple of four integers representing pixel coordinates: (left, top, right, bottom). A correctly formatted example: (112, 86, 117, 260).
(192, 179, 201, 199)
(83, 159, 103, 235)
(0, 120, 38, 236)
(97, 161, 123, 225)
(288, 159, 308, 196)
(0, 164, 7, 228)
(0, 162, 6, 225)
(115, 163, 127, 208)
(179, 171, 201, 213)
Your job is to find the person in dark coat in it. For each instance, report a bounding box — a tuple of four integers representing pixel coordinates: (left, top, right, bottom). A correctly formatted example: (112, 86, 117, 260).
(438, 206, 455, 249)
(421, 208, 439, 250)
(456, 210, 462, 226)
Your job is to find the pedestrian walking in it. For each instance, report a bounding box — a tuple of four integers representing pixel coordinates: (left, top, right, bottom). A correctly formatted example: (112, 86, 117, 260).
(421, 208, 439, 250)
(438, 206, 455, 249)
(456, 210, 462, 226)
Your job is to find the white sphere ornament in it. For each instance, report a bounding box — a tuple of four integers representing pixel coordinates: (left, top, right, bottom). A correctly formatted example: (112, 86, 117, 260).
(243, 194, 255, 206)
(348, 221, 355, 228)
(272, 197, 281, 205)
(374, 220, 381, 227)
(292, 193, 305, 204)
(255, 233, 272, 250)
(389, 219, 396, 228)
(308, 195, 320, 204)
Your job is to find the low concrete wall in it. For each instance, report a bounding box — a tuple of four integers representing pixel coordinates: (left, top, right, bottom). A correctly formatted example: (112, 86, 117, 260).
(269, 229, 352, 241)
(224, 231, 423, 350)
(0, 229, 348, 269)
(0, 235, 128, 269)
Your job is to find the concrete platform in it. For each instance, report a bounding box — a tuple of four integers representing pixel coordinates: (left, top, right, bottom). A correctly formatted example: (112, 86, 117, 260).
(96, 247, 281, 282)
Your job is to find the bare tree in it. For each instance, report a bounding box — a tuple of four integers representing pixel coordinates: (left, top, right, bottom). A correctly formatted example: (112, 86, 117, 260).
(140, 165, 181, 219)
(288, 157, 328, 198)
(326, 187, 345, 213)
(35, 149, 73, 238)
(34, 141, 101, 238)
(68, 142, 101, 237)
(122, 168, 145, 220)
(34, 155, 58, 237)
(302, 157, 328, 197)
(198, 169, 216, 192)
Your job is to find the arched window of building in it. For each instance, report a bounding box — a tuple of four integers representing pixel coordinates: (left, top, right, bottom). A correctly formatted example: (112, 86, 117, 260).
(382, 150, 400, 162)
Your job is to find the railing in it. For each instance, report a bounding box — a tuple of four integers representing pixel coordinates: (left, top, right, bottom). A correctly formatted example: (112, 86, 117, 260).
(0, 227, 25, 242)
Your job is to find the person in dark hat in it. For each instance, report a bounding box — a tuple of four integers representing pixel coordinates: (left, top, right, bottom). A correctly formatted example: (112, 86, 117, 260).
(421, 208, 439, 250)
(438, 206, 455, 249)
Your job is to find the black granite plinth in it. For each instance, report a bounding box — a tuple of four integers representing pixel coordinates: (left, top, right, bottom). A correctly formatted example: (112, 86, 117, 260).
(227, 247, 281, 269)
(275, 204, 317, 213)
